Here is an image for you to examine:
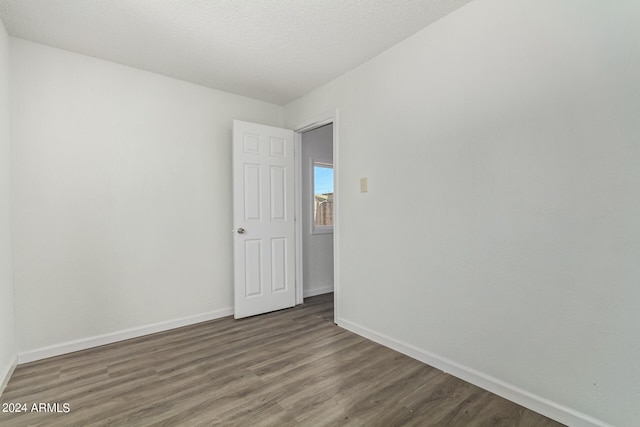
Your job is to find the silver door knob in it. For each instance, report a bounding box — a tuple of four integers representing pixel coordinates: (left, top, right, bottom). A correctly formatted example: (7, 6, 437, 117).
(236, 227, 245, 234)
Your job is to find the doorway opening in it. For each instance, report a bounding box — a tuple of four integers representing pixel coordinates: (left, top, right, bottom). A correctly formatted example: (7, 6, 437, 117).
(301, 124, 334, 297)
(294, 112, 338, 323)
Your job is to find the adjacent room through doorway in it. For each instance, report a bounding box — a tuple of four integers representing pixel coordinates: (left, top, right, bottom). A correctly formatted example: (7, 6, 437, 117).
(300, 124, 334, 301)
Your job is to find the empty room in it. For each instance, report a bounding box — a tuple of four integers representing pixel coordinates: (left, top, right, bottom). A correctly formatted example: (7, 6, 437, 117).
(0, 1, 638, 426)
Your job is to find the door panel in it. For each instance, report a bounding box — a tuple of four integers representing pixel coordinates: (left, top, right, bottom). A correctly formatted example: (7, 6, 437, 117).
(271, 237, 287, 292)
(243, 164, 261, 221)
(270, 166, 286, 220)
(244, 239, 262, 297)
(233, 120, 295, 318)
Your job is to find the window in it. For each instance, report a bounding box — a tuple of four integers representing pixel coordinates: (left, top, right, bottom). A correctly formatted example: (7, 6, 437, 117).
(312, 162, 333, 233)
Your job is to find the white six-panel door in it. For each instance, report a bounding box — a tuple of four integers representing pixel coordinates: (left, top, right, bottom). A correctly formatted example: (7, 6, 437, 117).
(233, 120, 295, 318)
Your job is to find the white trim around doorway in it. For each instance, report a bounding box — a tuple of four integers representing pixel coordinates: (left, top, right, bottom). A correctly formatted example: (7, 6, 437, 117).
(294, 109, 339, 324)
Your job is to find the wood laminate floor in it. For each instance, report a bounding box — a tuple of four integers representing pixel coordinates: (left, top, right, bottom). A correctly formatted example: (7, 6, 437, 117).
(0, 293, 563, 426)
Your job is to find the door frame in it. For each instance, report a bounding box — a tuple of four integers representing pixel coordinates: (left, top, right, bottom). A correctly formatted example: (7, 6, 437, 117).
(294, 109, 339, 323)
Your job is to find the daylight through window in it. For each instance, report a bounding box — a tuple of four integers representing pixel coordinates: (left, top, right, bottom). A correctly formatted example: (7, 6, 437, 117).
(313, 163, 334, 230)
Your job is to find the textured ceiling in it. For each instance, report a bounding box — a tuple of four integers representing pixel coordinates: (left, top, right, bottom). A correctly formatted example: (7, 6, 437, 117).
(0, 0, 472, 105)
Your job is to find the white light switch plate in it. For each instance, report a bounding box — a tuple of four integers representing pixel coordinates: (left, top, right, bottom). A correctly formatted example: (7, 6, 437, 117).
(360, 177, 368, 193)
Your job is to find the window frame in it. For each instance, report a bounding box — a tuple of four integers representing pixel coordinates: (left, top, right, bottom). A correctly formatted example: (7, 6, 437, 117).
(311, 159, 334, 235)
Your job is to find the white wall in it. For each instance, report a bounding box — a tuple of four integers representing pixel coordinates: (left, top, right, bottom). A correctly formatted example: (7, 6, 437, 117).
(284, 1, 640, 426)
(301, 124, 333, 297)
(0, 20, 16, 392)
(10, 38, 283, 359)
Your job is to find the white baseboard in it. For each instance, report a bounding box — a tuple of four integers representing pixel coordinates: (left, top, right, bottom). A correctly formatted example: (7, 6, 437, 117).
(336, 317, 611, 427)
(1, 355, 17, 396)
(18, 307, 234, 364)
(303, 285, 334, 298)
